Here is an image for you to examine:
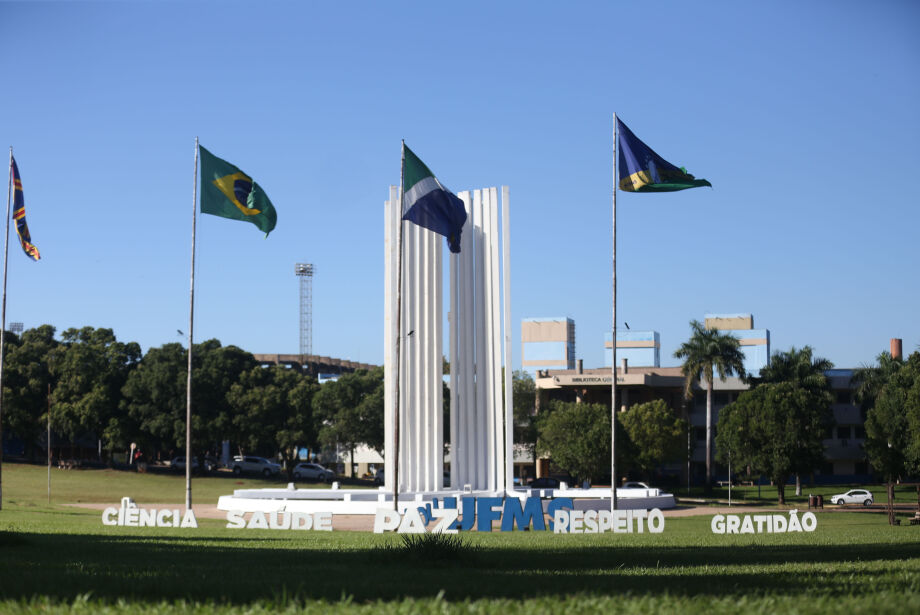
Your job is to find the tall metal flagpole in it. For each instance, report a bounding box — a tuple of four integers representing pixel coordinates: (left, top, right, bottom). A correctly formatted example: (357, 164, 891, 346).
(610, 115, 618, 512)
(47, 383, 51, 504)
(393, 141, 405, 511)
(0, 147, 12, 511)
(185, 137, 199, 512)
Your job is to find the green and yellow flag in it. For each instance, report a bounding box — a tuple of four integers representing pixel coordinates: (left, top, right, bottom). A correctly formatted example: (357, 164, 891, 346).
(199, 145, 277, 235)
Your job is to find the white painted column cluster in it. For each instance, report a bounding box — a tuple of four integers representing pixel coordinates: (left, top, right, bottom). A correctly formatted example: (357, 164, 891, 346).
(384, 187, 443, 493)
(385, 185, 511, 496)
(450, 188, 510, 493)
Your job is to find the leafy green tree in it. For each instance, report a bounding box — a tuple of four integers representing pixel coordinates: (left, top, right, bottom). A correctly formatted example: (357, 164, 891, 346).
(716, 381, 831, 504)
(512, 370, 538, 463)
(193, 341, 258, 450)
(536, 401, 625, 485)
(227, 365, 318, 476)
(313, 367, 384, 475)
(757, 346, 834, 494)
(620, 399, 688, 481)
(2, 325, 56, 461)
(902, 352, 920, 475)
(49, 327, 140, 459)
(120, 343, 186, 457)
(674, 320, 746, 490)
(121, 340, 257, 461)
(853, 350, 920, 523)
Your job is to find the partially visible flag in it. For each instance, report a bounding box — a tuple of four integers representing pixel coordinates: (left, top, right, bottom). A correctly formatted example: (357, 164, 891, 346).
(617, 118, 712, 192)
(10, 157, 40, 261)
(199, 145, 277, 236)
(401, 144, 467, 253)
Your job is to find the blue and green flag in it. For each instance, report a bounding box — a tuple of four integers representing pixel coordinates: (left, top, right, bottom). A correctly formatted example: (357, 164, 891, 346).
(617, 118, 711, 192)
(11, 157, 40, 261)
(401, 144, 467, 253)
(199, 145, 277, 236)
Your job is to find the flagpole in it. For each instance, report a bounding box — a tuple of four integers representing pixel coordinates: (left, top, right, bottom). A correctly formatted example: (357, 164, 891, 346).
(610, 114, 618, 512)
(185, 137, 199, 512)
(393, 141, 405, 511)
(0, 147, 11, 511)
(47, 382, 51, 505)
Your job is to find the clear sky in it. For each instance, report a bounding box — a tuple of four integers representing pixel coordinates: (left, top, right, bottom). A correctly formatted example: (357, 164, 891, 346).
(2, 0, 918, 372)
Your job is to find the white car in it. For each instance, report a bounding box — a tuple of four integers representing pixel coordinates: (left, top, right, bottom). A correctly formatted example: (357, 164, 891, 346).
(830, 489, 874, 506)
(230, 455, 282, 477)
(292, 462, 334, 482)
(622, 481, 651, 489)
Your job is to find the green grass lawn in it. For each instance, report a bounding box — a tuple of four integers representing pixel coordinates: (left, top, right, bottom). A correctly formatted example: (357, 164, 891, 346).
(1, 462, 919, 614)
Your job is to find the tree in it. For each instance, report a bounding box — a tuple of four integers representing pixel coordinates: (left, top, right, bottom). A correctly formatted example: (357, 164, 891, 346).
(227, 365, 318, 476)
(121, 340, 257, 461)
(716, 381, 831, 504)
(536, 401, 624, 485)
(192, 341, 259, 450)
(512, 370, 538, 466)
(674, 320, 746, 490)
(757, 346, 834, 494)
(120, 342, 187, 457)
(2, 325, 57, 461)
(853, 351, 920, 524)
(49, 327, 141, 459)
(313, 367, 384, 475)
(620, 399, 688, 481)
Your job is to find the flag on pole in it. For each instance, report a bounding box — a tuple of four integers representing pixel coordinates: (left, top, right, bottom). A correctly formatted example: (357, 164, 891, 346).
(401, 144, 467, 253)
(11, 157, 40, 261)
(617, 118, 712, 192)
(199, 145, 277, 236)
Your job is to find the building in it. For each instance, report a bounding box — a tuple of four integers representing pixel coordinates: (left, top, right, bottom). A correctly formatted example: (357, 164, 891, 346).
(521, 317, 576, 375)
(703, 313, 770, 376)
(604, 330, 660, 368)
(531, 314, 875, 485)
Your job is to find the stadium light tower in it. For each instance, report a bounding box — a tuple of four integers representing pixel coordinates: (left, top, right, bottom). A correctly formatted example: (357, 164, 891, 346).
(295, 263, 314, 358)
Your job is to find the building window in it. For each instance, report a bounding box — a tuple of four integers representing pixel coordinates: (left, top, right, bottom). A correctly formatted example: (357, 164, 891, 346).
(836, 391, 852, 404)
(715, 392, 729, 405)
(855, 461, 868, 475)
(837, 426, 851, 440)
(854, 425, 866, 439)
(695, 427, 706, 441)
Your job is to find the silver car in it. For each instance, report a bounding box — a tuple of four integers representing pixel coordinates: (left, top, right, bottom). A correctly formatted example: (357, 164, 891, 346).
(830, 489, 873, 506)
(230, 455, 282, 477)
(292, 462, 334, 482)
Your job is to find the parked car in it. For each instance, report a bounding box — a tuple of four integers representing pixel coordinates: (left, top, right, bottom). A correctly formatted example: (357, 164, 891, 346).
(622, 481, 651, 489)
(230, 455, 282, 477)
(528, 477, 561, 489)
(830, 489, 874, 506)
(292, 462, 334, 482)
(170, 456, 198, 472)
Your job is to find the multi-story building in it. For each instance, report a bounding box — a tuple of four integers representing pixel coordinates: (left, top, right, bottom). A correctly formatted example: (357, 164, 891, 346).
(521, 317, 575, 376)
(531, 314, 877, 485)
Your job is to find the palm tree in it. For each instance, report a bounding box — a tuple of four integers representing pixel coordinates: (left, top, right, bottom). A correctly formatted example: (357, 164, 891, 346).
(759, 346, 833, 390)
(674, 320, 746, 491)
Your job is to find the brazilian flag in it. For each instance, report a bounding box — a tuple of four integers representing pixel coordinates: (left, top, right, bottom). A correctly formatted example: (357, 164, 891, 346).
(199, 145, 277, 235)
(617, 118, 711, 193)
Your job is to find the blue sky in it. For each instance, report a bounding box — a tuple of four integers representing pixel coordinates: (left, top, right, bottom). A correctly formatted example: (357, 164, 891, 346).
(2, 0, 918, 371)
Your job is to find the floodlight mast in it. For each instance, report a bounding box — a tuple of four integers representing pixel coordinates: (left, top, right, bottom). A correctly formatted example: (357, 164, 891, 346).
(295, 263, 314, 361)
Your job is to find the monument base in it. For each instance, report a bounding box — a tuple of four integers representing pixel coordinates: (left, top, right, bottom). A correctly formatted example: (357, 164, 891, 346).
(216, 484, 676, 516)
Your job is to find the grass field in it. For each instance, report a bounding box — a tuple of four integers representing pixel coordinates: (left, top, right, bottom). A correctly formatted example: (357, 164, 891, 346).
(1, 462, 919, 614)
